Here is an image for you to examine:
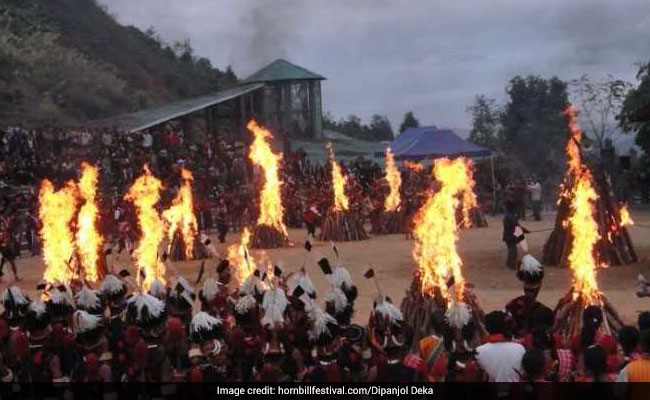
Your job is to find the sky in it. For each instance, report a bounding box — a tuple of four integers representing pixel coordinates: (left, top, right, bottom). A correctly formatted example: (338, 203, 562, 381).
(99, 0, 650, 133)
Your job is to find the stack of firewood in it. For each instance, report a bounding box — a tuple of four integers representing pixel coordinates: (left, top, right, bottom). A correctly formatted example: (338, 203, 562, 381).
(400, 271, 486, 350)
(168, 231, 190, 261)
(251, 224, 290, 249)
(319, 209, 367, 242)
(553, 290, 624, 338)
(376, 210, 406, 235)
(543, 171, 637, 267)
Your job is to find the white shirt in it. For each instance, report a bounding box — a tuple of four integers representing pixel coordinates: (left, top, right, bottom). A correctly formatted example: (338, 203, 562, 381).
(475, 341, 525, 382)
(528, 182, 542, 201)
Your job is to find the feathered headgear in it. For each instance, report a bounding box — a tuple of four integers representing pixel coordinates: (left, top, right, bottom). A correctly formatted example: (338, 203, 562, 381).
(25, 299, 50, 333)
(199, 277, 220, 305)
(331, 266, 352, 292)
(373, 297, 403, 327)
(100, 274, 126, 297)
(516, 254, 544, 283)
(240, 273, 265, 300)
(47, 285, 76, 318)
(126, 293, 166, 329)
(189, 311, 223, 343)
(1, 286, 30, 322)
(288, 269, 316, 299)
(234, 294, 257, 316)
(261, 287, 288, 327)
(148, 279, 166, 300)
(324, 286, 348, 315)
(168, 276, 195, 316)
(444, 302, 472, 330)
(75, 286, 104, 315)
(73, 310, 104, 346)
(304, 299, 337, 343)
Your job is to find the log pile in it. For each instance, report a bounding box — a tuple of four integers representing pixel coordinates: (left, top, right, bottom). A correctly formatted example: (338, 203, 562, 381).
(553, 290, 624, 338)
(168, 232, 190, 261)
(250, 224, 290, 249)
(319, 209, 367, 242)
(543, 171, 637, 267)
(401, 272, 486, 350)
(376, 210, 406, 235)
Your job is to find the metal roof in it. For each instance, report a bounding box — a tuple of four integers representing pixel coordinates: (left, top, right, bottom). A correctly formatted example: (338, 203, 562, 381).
(291, 138, 389, 163)
(242, 59, 325, 84)
(91, 83, 265, 133)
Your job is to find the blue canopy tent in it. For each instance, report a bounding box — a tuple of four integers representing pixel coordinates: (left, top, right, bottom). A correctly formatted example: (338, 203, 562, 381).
(388, 125, 496, 210)
(390, 126, 491, 160)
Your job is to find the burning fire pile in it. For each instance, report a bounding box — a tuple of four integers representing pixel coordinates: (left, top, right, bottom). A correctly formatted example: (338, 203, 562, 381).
(376, 149, 405, 234)
(401, 157, 485, 342)
(227, 227, 257, 284)
(247, 120, 290, 248)
(550, 106, 624, 337)
(319, 143, 367, 241)
(39, 163, 106, 285)
(163, 168, 199, 260)
(124, 165, 166, 290)
(543, 106, 637, 266)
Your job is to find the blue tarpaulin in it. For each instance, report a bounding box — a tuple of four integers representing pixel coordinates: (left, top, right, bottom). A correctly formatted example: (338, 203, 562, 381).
(389, 126, 491, 160)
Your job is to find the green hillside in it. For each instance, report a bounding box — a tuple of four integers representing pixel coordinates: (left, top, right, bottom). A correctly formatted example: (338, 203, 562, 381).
(0, 0, 237, 126)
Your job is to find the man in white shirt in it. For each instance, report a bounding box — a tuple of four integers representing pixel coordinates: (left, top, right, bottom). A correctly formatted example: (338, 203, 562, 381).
(475, 311, 525, 382)
(527, 178, 542, 221)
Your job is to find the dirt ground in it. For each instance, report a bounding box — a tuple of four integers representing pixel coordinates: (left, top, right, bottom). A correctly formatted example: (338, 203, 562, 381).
(8, 207, 650, 325)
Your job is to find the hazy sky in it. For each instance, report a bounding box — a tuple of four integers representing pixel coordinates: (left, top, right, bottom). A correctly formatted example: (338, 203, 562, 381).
(99, 0, 650, 131)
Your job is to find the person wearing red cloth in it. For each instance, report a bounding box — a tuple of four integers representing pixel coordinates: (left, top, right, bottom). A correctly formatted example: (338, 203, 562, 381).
(506, 254, 546, 338)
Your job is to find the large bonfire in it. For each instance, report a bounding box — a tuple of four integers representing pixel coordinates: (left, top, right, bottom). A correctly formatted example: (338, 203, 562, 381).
(39, 180, 78, 284)
(76, 163, 104, 282)
(543, 107, 636, 266)
(552, 106, 624, 336)
(125, 165, 166, 290)
(163, 168, 199, 260)
(319, 143, 367, 241)
(401, 157, 484, 343)
(375, 149, 405, 234)
(247, 120, 290, 248)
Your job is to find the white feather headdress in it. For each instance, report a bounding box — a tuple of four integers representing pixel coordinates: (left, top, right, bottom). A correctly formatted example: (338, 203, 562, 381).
(2, 286, 29, 306)
(520, 254, 542, 276)
(148, 279, 166, 299)
(331, 266, 352, 290)
(126, 293, 165, 322)
(305, 301, 337, 341)
(50, 286, 75, 307)
(288, 270, 316, 296)
(240, 274, 264, 297)
(100, 275, 125, 295)
(445, 302, 472, 330)
(324, 286, 348, 314)
(75, 286, 101, 310)
(374, 299, 403, 325)
(234, 294, 257, 315)
(201, 277, 220, 303)
(29, 299, 47, 317)
(190, 311, 222, 338)
(261, 287, 288, 327)
(74, 310, 102, 334)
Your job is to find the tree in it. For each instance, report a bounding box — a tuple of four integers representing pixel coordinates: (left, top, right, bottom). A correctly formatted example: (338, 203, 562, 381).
(467, 95, 501, 149)
(499, 75, 569, 181)
(570, 75, 631, 151)
(368, 114, 394, 141)
(619, 61, 650, 155)
(399, 111, 420, 134)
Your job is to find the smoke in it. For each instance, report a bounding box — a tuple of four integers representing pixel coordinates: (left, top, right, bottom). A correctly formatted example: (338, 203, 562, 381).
(236, 0, 306, 75)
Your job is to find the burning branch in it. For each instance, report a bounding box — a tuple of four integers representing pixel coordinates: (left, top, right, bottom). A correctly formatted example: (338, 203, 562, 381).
(328, 143, 349, 212)
(384, 149, 402, 212)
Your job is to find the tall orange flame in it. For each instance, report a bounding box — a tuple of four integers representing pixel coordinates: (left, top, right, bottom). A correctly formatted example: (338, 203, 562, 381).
(162, 168, 198, 259)
(39, 180, 78, 284)
(384, 149, 402, 212)
(412, 157, 476, 300)
(76, 163, 103, 282)
(563, 106, 601, 304)
(327, 143, 349, 211)
(247, 120, 288, 235)
(228, 227, 256, 284)
(125, 165, 165, 290)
